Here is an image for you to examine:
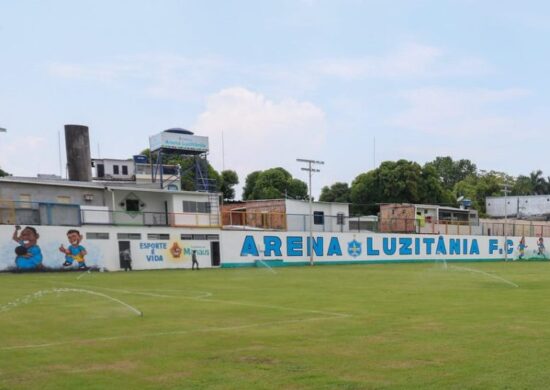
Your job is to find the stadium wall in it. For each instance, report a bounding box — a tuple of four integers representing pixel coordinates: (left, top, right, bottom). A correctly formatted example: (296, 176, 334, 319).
(1, 225, 547, 272)
(0, 225, 217, 272)
(219, 231, 547, 267)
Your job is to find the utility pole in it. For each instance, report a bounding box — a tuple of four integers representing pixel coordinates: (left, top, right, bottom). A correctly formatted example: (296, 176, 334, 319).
(502, 183, 511, 261)
(297, 158, 324, 266)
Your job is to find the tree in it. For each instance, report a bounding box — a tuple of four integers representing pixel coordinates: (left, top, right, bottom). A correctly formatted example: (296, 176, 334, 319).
(319, 182, 351, 203)
(350, 160, 453, 215)
(454, 171, 509, 215)
(512, 175, 532, 195)
(0, 167, 8, 177)
(220, 170, 239, 201)
(529, 170, 547, 195)
(242, 171, 261, 200)
(242, 168, 307, 200)
(424, 156, 477, 191)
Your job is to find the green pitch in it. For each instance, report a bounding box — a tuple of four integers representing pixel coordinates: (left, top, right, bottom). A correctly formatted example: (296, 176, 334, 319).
(1, 262, 550, 389)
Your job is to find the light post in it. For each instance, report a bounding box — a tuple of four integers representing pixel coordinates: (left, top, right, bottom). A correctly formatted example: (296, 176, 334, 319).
(502, 183, 511, 261)
(297, 158, 324, 265)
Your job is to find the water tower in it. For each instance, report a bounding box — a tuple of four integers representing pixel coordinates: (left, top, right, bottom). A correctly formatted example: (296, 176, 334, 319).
(149, 128, 215, 191)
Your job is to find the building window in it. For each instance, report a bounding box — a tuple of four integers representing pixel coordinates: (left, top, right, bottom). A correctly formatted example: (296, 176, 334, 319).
(183, 201, 211, 213)
(147, 233, 170, 240)
(313, 211, 325, 225)
(113, 165, 120, 175)
(57, 195, 71, 204)
(87, 232, 109, 240)
(336, 213, 344, 225)
(19, 194, 31, 208)
(117, 233, 141, 240)
(126, 199, 140, 212)
(122, 165, 128, 175)
(180, 234, 217, 240)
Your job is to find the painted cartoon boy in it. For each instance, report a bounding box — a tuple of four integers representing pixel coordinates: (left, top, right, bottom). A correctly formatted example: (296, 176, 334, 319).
(59, 229, 88, 269)
(12, 225, 43, 270)
(518, 236, 527, 260)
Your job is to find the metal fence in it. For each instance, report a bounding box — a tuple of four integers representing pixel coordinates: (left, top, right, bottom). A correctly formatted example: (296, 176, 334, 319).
(0, 200, 221, 228)
(3, 199, 550, 236)
(0, 200, 80, 226)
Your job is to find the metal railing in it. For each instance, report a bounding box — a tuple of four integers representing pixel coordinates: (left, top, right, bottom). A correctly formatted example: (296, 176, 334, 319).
(0, 199, 221, 228)
(3, 198, 550, 236)
(0, 200, 80, 226)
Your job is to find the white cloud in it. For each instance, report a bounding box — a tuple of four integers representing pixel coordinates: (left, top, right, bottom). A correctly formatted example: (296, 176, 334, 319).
(390, 87, 531, 136)
(46, 43, 492, 103)
(313, 43, 492, 80)
(194, 87, 328, 197)
(48, 54, 229, 100)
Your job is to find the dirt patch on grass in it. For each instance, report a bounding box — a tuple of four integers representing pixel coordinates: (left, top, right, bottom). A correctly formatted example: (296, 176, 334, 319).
(47, 360, 138, 374)
(384, 359, 441, 369)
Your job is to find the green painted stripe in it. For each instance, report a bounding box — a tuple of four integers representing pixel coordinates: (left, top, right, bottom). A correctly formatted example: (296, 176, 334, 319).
(221, 257, 549, 268)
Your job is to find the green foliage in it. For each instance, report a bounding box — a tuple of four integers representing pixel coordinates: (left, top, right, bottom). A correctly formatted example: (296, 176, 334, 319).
(512, 175, 533, 195)
(242, 168, 307, 200)
(242, 171, 261, 200)
(220, 170, 239, 200)
(424, 156, 477, 191)
(529, 170, 547, 195)
(0, 167, 8, 177)
(319, 182, 351, 203)
(350, 160, 453, 215)
(140, 148, 221, 192)
(454, 171, 508, 215)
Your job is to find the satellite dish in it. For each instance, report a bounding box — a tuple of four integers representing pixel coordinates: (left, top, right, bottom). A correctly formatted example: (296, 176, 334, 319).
(457, 196, 464, 202)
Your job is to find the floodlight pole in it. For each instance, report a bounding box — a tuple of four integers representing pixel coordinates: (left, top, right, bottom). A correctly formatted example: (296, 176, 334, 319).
(297, 158, 324, 266)
(502, 183, 510, 261)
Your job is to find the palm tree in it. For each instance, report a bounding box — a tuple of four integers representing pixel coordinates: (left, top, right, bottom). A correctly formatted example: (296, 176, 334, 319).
(529, 170, 547, 195)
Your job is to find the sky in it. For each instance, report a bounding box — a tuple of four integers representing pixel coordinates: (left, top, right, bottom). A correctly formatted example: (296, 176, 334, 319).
(1, 0, 550, 199)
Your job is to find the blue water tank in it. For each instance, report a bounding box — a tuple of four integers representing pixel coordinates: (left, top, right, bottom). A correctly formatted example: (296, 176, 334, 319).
(164, 128, 194, 135)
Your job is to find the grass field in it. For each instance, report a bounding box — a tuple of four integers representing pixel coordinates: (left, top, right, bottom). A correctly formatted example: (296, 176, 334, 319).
(1, 262, 550, 389)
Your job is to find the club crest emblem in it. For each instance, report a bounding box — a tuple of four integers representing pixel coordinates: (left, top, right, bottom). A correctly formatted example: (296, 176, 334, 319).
(347, 240, 362, 258)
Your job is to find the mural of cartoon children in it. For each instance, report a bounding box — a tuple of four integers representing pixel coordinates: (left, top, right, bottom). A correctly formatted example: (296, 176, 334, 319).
(518, 236, 527, 260)
(59, 229, 88, 269)
(12, 225, 43, 270)
(537, 237, 546, 258)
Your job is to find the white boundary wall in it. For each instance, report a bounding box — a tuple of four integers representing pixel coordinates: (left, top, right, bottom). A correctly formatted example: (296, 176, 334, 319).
(0, 225, 219, 272)
(1, 225, 546, 271)
(220, 231, 545, 266)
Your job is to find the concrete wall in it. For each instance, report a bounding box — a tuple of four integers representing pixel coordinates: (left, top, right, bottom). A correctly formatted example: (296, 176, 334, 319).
(0, 182, 107, 207)
(285, 199, 349, 232)
(486, 195, 550, 218)
(93, 159, 135, 180)
(0, 224, 219, 271)
(220, 230, 547, 266)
